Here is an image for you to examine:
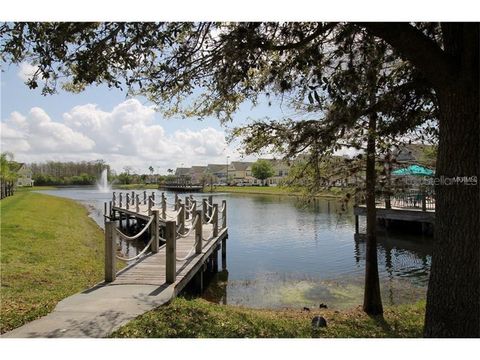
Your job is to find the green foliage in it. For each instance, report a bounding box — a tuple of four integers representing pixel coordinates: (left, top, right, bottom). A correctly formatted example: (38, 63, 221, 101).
(251, 160, 275, 182)
(0, 152, 18, 182)
(116, 172, 133, 185)
(32, 172, 97, 186)
(0, 191, 123, 333)
(111, 297, 425, 338)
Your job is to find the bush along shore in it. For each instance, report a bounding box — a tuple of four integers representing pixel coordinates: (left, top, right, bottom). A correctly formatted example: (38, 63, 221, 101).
(111, 297, 426, 338)
(0, 190, 122, 333)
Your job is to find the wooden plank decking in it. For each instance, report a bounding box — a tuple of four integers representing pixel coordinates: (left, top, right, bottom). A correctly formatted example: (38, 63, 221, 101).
(109, 198, 228, 297)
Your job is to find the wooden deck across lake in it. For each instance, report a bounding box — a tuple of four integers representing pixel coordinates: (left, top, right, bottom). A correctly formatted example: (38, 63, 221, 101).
(104, 192, 228, 298)
(353, 202, 435, 236)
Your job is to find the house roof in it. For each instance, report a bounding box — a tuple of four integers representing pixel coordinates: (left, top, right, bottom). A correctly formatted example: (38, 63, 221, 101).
(191, 166, 207, 174)
(394, 144, 433, 163)
(175, 167, 191, 176)
(230, 161, 253, 171)
(9, 162, 25, 172)
(206, 164, 227, 173)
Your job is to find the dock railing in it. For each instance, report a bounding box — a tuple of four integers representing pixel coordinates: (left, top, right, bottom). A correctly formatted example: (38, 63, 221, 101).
(105, 192, 228, 284)
(380, 189, 435, 211)
(104, 209, 161, 282)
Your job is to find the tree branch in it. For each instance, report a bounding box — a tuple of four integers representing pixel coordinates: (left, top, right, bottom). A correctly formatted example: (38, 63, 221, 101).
(358, 22, 456, 89)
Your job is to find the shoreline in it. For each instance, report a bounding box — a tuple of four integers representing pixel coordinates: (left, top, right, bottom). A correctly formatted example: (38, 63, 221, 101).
(204, 186, 344, 199)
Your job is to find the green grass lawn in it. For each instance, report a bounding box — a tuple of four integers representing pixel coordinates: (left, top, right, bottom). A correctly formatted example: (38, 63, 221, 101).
(207, 186, 343, 198)
(111, 297, 425, 338)
(0, 191, 115, 333)
(16, 185, 58, 192)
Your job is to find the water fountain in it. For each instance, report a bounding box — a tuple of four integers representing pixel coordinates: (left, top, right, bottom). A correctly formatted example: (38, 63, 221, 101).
(97, 168, 111, 193)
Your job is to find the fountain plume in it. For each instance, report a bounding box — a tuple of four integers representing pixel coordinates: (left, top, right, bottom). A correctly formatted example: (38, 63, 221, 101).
(97, 168, 111, 193)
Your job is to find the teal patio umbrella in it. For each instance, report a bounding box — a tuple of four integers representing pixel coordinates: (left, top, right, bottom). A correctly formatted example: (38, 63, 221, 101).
(392, 164, 434, 176)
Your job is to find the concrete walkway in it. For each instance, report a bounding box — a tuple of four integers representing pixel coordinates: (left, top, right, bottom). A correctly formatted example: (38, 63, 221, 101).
(1, 282, 174, 338)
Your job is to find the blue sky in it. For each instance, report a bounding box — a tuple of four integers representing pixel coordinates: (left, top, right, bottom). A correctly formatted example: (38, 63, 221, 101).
(1, 61, 289, 174)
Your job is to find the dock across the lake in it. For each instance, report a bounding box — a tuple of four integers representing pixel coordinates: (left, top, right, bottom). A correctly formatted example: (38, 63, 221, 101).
(105, 191, 228, 296)
(353, 191, 435, 235)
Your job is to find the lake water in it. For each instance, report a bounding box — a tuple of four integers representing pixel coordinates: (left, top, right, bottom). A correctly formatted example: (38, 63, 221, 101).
(38, 187, 432, 310)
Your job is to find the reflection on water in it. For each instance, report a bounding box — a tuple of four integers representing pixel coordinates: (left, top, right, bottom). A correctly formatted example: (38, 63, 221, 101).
(38, 188, 432, 309)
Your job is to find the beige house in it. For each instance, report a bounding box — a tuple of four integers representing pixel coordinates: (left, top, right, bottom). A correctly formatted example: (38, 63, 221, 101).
(190, 166, 207, 185)
(260, 159, 291, 186)
(228, 161, 255, 184)
(205, 164, 228, 184)
(173, 159, 293, 186)
(16, 163, 34, 187)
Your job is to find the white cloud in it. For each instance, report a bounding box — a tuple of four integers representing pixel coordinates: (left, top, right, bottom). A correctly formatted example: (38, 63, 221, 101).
(17, 62, 39, 82)
(1, 99, 235, 173)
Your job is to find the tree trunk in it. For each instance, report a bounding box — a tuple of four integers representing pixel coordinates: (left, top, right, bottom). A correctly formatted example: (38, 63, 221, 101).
(363, 112, 383, 316)
(423, 24, 479, 338)
(424, 86, 480, 337)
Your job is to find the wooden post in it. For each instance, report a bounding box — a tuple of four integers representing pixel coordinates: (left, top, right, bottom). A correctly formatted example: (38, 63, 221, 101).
(174, 194, 179, 211)
(104, 221, 116, 282)
(136, 194, 140, 213)
(151, 192, 155, 202)
(162, 196, 167, 219)
(143, 191, 147, 205)
(126, 193, 130, 210)
(185, 196, 190, 220)
(194, 270, 204, 293)
(131, 191, 135, 205)
(202, 199, 208, 222)
(112, 192, 116, 207)
(221, 237, 227, 270)
(213, 204, 218, 237)
(192, 200, 197, 221)
(178, 202, 185, 234)
(385, 191, 391, 209)
(148, 196, 152, 216)
(165, 220, 176, 283)
(109, 201, 112, 218)
(151, 210, 160, 253)
(212, 248, 219, 273)
(222, 200, 227, 229)
(355, 215, 359, 234)
(195, 209, 202, 254)
(104, 202, 107, 217)
(208, 195, 213, 217)
(119, 193, 123, 208)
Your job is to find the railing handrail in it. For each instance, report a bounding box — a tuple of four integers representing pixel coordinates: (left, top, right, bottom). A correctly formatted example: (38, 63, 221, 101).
(114, 215, 154, 241)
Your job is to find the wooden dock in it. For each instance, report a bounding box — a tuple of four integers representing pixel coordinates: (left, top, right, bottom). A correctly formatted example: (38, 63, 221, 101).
(353, 193, 435, 235)
(104, 192, 228, 296)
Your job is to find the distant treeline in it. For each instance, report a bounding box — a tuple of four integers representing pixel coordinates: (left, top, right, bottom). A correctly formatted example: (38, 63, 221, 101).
(30, 160, 110, 186)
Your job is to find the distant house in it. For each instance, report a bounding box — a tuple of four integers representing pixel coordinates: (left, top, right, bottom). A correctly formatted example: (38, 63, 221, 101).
(259, 159, 291, 186)
(15, 163, 34, 187)
(190, 166, 207, 185)
(174, 167, 191, 177)
(394, 144, 436, 168)
(205, 164, 228, 184)
(173, 167, 192, 185)
(228, 161, 255, 184)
